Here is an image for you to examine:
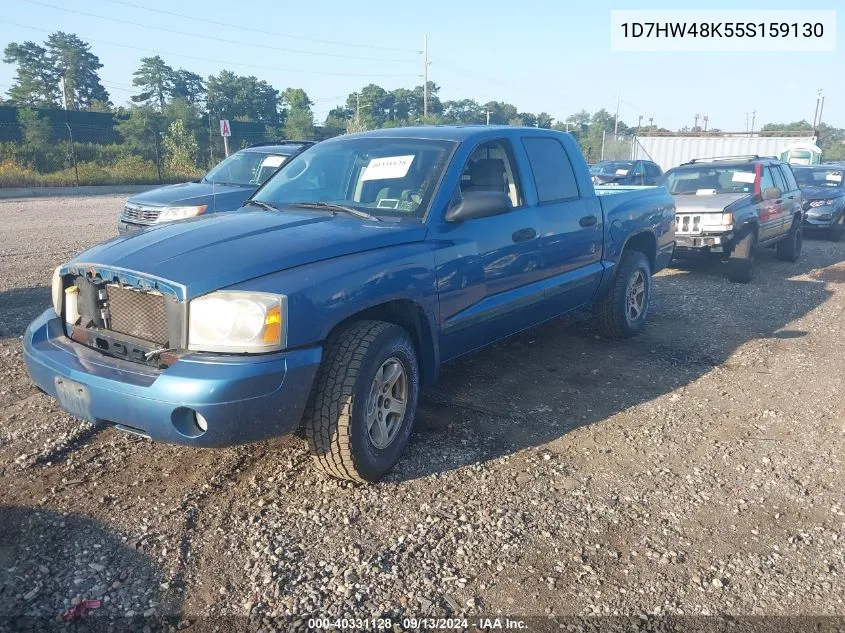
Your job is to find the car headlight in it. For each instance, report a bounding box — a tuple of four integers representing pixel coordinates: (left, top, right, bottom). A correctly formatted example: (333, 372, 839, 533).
(156, 205, 208, 222)
(700, 212, 733, 229)
(808, 200, 830, 208)
(188, 291, 286, 353)
(51, 266, 62, 315)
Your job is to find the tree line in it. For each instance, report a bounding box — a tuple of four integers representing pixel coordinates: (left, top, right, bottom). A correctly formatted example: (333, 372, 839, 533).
(3, 30, 844, 171)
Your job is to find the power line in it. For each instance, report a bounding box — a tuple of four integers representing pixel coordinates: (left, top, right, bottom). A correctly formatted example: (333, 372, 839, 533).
(99, 0, 417, 54)
(21, 0, 420, 64)
(0, 20, 417, 79)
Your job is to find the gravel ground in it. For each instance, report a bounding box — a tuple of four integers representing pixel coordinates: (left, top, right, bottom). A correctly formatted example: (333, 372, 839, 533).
(0, 195, 843, 630)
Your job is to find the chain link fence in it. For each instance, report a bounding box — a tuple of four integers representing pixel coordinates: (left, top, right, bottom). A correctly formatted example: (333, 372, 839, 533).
(599, 132, 635, 161)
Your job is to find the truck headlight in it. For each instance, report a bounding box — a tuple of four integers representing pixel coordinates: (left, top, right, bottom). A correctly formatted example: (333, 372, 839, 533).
(188, 291, 286, 353)
(51, 266, 62, 315)
(808, 200, 829, 208)
(156, 205, 208, 222)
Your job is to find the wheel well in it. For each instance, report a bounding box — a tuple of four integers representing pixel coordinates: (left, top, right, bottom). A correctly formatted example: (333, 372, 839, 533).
(327, 300, 438, 385)
(623, 231, 657, 269)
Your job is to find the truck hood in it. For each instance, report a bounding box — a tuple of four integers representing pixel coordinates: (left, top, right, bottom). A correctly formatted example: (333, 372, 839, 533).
(70, 209, 427, 299)
(128, 181, 254, 212)
(673, 192, 750, 213)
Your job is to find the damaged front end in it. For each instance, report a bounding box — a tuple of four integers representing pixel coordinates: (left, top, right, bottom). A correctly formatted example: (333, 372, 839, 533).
(54, 264, 188, 369)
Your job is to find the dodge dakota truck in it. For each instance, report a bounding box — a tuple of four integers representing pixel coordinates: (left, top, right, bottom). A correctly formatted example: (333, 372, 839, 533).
(24, 126, 675, 482)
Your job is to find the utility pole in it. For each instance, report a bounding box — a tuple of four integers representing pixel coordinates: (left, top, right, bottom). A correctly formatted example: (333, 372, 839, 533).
(813, 89, 823, 127)
(751, 110, 756, 135)
(703, 115, 709, 132)
(648, 116, 653, 131)
(485, 109, 491, 125)
(613, 88, 620, 136)
(745, 112, 750, 133)
(694, 113, 699, 132)
(423, 34, 429, 118)
(818, 95, 825, 127)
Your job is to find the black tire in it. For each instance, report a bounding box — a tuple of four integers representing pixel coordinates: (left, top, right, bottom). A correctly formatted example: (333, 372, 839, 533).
(776, 216, 802, 262)
(593, 249, 651, 339)
(303, 320, 419, 483)
(728, 228, 757, 283)
(829, 215, 844, 242)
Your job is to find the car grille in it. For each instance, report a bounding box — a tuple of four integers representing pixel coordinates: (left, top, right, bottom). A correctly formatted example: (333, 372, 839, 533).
(105, 284, 169, 345)
(675, 214, 702, 235)
(121, 202, 161, 224)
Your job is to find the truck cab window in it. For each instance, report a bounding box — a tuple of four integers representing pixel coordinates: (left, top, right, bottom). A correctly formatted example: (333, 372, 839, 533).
(458, 140, 523, 208)
(522, 136, 580, 202)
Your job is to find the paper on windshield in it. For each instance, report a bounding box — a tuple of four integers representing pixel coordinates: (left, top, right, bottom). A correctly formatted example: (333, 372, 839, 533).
(361, 155, 415, 181)
(261, 155, 285, 168)
(695, 189, 717, 195)
(826, 172, 843, 182)
(615, 168, 630, 176)
(732, 172, 756, 184)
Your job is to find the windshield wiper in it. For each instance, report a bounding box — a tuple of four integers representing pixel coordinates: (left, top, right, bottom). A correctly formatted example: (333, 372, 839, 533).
(287, 201, 381, 221)
(243, 199, 280, 211)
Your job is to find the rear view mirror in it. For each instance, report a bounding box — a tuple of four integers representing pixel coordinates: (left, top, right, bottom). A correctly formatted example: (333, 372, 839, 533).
(445, 191, 512, 222)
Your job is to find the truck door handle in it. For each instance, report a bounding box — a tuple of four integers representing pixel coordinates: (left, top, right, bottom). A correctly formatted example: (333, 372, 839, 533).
(512, 228, 536, 243)
(579, 215, 598, 227)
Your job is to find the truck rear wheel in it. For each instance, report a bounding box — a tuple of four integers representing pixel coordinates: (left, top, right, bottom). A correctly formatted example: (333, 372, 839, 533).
(593, 249, 651, 338)
(303, 320, 419, 483)
(776, 217, 802, 262)
(728, 229, 757, 283)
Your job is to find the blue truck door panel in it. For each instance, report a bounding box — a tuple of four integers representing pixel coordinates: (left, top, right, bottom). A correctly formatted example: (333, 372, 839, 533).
(433, 207, 545, 360)
(520, 135, 603, 310)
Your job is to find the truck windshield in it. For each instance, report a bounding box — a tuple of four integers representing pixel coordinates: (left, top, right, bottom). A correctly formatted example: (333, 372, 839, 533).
(662, 166, 757, 195)
(203, 151, 288, 186)
(253, 137, 456, 220)
(794, 168, 844, 189)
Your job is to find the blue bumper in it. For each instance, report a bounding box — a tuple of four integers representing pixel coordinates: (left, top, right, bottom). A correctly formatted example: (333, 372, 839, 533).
(23, 309, 322, 447)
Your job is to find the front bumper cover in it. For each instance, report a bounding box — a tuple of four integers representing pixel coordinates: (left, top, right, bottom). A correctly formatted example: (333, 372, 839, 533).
(23, 308, 321, 447)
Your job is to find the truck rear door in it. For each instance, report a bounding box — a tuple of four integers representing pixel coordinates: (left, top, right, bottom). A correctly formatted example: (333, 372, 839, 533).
(520, 135, 603, 311)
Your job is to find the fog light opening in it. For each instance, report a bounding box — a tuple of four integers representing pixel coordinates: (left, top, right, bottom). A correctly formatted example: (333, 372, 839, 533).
(171, 407, 208, 438)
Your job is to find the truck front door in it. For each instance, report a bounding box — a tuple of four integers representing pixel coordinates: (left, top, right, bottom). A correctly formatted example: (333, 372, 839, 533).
(433, 138, 546, 361)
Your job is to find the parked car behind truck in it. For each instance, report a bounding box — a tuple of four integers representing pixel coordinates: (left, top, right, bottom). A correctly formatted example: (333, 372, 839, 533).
(660, 155, 804, 283)
(590, 159, 663, 186)
(792, 165, 845, 241)
(118, 141, 314, 233)
(25, 126, 675, 482)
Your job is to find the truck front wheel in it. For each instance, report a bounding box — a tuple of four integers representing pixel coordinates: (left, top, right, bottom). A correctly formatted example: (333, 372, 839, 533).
(594, 249, 652, 338)
(304, 320, 419, 483)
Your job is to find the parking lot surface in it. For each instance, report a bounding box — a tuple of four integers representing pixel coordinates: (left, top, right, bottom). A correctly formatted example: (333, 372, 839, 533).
(1, 195, 844, 626)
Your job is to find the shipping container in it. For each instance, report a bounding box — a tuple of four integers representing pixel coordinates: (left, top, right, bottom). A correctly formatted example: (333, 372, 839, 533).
(631, 134, 818, 171)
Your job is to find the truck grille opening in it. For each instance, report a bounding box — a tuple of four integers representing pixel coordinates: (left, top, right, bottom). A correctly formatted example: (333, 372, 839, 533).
(106, 284, 169, 345)
(120, 203, 161, 224)
(675, 214, 702, 235)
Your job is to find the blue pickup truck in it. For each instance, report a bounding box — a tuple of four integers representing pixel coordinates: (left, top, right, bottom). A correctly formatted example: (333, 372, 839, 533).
(24, 126, 675, 482)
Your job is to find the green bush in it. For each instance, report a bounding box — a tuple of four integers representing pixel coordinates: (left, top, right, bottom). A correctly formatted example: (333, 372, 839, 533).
(0, 157, 201, 187)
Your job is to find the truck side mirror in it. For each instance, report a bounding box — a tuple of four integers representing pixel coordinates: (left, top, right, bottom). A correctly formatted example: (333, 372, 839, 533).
(445, 191, 512, 222)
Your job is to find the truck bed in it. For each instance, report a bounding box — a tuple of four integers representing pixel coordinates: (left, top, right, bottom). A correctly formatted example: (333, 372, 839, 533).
(594, 185, 670, 216)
